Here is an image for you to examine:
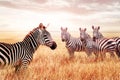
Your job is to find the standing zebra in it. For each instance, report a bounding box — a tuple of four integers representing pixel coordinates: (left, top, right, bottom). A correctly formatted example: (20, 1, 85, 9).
(92, 26, 120, 57)
(0, 23, 57, 72)
(79, 28, 117, 60)
(79, 28, 97, 57)
(61, 27, 84, 58)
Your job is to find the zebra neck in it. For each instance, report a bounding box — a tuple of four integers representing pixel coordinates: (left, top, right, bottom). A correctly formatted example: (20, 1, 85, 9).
(83, 38, 92, 45)
(66, 37, 71, 45)
(23, 37, 39, 53)
(98, 32, 104, 38)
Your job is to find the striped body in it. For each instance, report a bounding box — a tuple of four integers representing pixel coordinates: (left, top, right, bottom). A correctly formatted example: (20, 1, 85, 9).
(0, 26, 57, 72)
(61, 27, 84, 58)
(65, 37, 84, 52)
(92, 26, 120, 57)
(79, 28, 116, 60)
(79, 28, 97, 56)
(95, 38, 117, 54)
(0, 42, 24, 67)
(109, 37, 120, 57)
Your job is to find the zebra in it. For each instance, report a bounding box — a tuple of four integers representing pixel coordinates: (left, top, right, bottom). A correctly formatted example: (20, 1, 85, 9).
(0, 23, 57, 72)
(61, 27, 84, 58)
(79, 27, 117, 60)
(92, 25, 120, 57)
(79, 28, 97, 57)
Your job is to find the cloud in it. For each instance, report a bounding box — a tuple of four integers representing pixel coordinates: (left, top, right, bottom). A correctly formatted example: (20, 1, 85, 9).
(0, 0, 120, 32)
(0, 0, 120, 15)
(0, 24, 9, 28)
(0, 1, 18, 8)
(32, 0, 47, 4)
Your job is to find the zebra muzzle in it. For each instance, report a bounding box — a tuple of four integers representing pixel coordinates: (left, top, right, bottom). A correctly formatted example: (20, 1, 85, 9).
(50, 41, 57, 50)
(62, 39, 65, 42)
(93, 37, 96, 41)
(81, 38, 84, 41)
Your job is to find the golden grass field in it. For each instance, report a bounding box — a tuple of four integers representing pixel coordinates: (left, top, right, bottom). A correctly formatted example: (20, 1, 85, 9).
(0, 31, 120, 80)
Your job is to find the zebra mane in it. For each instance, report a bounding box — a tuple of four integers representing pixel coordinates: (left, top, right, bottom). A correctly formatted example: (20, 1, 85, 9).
(66, 32, 71, 40)
(86, 32, 91, 39)
(98, 31, 104, 38)
(24, 27, 40, 40)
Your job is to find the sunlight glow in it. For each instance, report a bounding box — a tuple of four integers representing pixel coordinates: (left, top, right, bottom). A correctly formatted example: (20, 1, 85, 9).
(0, 3, 120, 32)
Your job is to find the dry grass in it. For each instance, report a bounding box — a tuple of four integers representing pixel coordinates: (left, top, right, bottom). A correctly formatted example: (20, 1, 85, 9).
(0, 32, 120, 80)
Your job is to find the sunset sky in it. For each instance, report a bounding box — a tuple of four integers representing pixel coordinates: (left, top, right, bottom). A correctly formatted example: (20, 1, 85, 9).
(0, 0, 120, 32)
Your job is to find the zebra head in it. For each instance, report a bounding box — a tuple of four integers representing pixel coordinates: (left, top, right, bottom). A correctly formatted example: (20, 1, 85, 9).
(39, 26, 57, 50)
(92, 26, 103, 41)
(79, 28, 91, 42)
(61, 27, 71, 42)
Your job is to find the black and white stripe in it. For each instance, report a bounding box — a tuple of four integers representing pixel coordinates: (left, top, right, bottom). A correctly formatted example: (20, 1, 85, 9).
(61, 27, 84, 58)
(79, 28, 96, 56)
(113, 37, 120, 57)
(0, 26, 57, 72)
(92, 26, 120, 57)
(79, 27, 116, 60)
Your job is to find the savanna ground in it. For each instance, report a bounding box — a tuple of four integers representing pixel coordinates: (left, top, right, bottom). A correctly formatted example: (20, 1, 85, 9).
(0, 31, 120, 80)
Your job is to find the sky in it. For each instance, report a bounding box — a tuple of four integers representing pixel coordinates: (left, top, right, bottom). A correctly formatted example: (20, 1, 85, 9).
(0, 0, 120, 32)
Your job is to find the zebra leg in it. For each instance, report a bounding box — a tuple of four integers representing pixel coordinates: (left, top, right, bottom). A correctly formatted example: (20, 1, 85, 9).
(15, 59, 30, 73)
(20, 59, 30, 71)
(15, 65, 21, 72)
(86, 51, 92, 57)
(85, 48, 92, 57)
(0, 62, 5, 69)
(14, 59, 22, 72)
(116, 48, 120, 58)
(100, 53, 106, 61)
(93, 52, 99, 61)
(68, 49, 74, 59)
(116, 52, 120, 58)
(109, 52, 115, 58)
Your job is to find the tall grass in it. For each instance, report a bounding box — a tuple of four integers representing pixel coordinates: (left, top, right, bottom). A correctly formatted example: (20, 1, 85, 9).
(0, 32, 120, 80)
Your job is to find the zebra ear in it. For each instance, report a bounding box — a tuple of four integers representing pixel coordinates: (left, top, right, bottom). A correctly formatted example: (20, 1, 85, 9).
(92, 26, 94, 29)
(39, 23, 43, 29)
(98, 26, 100, 30)
(84, 28, 87, 31)
(79, 28, 81, 31)
(61, 27, 63, 30)
(65, 27, 68, 31)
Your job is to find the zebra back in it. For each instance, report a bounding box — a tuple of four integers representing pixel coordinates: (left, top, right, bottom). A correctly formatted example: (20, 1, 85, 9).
(95, 38, 117, 53)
